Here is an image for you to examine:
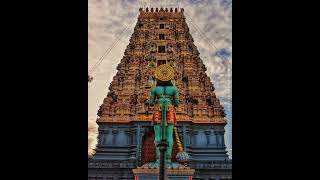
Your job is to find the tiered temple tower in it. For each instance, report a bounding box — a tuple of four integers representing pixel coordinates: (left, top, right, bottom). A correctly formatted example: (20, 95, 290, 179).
(88, 7, 232, 180)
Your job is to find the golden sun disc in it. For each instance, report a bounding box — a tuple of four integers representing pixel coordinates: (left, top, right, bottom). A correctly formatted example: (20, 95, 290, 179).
(155, 64, 174, 81)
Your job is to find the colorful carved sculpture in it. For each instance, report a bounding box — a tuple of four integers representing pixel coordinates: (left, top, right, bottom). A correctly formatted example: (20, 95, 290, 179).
(149, 64, 188, 168)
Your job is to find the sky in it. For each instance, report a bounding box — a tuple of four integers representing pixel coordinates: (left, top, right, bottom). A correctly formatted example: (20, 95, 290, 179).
(88, 0, 232, 158)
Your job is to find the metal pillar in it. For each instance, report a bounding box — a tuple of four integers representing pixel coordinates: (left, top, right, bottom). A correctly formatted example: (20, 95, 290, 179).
(158, 139, 168, 180)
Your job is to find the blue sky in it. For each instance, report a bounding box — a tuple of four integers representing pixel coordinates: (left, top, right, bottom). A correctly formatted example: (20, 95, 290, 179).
(88, 0, 232, 158)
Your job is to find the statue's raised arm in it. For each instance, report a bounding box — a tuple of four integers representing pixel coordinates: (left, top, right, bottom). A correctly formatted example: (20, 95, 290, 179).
(172, 86, 179, 107)
(149, 87, 156, 106)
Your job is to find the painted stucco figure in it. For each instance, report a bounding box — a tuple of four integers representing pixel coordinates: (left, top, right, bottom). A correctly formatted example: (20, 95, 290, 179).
(149, 64, 180, 168)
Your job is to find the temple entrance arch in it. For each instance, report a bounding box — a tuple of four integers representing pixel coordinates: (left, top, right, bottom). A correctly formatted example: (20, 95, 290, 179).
(141, 130, 156, 164)
(141, 128, 179, 165)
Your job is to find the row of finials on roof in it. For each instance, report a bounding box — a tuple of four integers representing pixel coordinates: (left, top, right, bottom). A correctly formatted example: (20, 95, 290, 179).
(139, 7, 184, 13)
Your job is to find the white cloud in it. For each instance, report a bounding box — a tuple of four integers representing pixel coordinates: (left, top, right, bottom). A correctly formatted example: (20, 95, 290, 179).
(88, 118, 99, 158)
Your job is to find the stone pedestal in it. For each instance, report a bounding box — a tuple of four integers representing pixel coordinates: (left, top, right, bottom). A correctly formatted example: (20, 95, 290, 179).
(133, 163, 195, 180)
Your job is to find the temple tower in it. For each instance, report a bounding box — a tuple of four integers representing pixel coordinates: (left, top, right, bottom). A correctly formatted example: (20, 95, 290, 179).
(88, 7, 232, 180)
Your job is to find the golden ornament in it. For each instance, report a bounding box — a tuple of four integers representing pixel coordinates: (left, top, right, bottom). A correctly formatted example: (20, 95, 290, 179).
(155, 64, 174, 81)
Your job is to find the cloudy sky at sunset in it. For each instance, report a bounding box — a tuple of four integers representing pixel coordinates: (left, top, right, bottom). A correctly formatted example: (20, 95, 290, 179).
(88, 0, 232, 158)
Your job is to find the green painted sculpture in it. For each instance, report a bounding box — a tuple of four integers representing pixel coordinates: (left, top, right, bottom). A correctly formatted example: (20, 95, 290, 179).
(148, 64, 180, 169)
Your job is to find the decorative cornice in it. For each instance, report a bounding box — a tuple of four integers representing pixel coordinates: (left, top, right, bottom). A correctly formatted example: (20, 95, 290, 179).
(97, 116, 226, 124)
(132, 165, 195, 176)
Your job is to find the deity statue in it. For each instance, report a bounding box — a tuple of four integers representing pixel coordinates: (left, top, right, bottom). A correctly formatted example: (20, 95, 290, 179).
(149, 64, 189, 169)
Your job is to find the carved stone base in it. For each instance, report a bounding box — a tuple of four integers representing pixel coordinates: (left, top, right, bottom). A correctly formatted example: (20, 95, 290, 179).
(133, 163, 195, 180)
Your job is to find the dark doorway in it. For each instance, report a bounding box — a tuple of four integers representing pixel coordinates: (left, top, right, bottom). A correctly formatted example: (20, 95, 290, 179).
(157, 60, 166, 66)
(159, 34, 165, 40)
(158, 46, 165, 53)
(141, 131, 156, 164)
(141, 130, 179, 164)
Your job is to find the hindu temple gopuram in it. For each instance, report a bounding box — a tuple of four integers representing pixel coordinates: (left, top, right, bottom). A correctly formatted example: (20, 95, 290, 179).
(88, 7, 232, 180)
